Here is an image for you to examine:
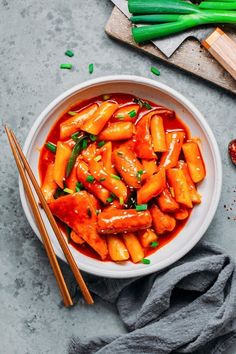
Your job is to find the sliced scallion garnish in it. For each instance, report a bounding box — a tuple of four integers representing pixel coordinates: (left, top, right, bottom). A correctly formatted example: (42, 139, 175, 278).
(98, 141, 105, 148)
(119, 197, 124, 205)
(81, 139, 88, 150)
(135, 204, 148, 211)
(106, 197, 114, 203)
(68, 111, 77, 116)
(65, 50, 74, 57)
(90, 134, 97, 141)
(45, 142, 57, 153)
(150, 241, 159, 248)
(88, 63, 94, 74)
(86, 175, 95, 183)
(111, 174, 121, 180)
(141, 258, 151, 265)
(103, 94, 110, 100)
(60, 63, 73, 69)
(143, 101, 152, 110)
(128, 109, 137, 118)
(71, 131, 80, 141)
(75, 182, 84, 192)
(94, 155, 102, 162)
(66, 135, 86, 177)
(136, 169, 144, 182)
(63, 188, 74, 194)
(116, 114, 125, 120)
(151, 66, 161, 76)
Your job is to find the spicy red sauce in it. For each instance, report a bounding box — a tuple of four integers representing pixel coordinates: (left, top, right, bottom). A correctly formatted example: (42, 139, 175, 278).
(39, 93, 191, 262)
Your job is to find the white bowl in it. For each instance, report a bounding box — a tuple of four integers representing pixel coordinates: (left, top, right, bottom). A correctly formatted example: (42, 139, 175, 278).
(19, 75, 222, 278)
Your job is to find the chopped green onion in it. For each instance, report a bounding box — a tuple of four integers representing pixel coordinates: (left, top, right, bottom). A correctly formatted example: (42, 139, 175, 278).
(65, 225, 72, 242)
(71, 131, 80, 141)
(45, 142, 57, 153)
(63, 188, 74, 194)
(68, 111, 77, 116)
(60, 63, 73, 69)
(150, 241, 159, 248)
(116, 114, 125, 120)
(119, 197, 124, 205)
(106, 197, 114, 203)
(66, 135, 86, 177)
(151, 66, 161, 76)
(133, 98, 152, 110)
(103, 94, 110, 100)
(86, 175, 95, 183)
(99, 177, 106, 182)
(94, 155, 102, 162)
(141, 258, 151, 265)
(136, 204, 148, 211)
(98, 141, 105, 148)
(81, 139, 88, 150)
(88, 63, 94, 74)
(65, 50, 74, 57)
(128, 109, 137, 118)
(75, 182, 84, 192)
(136, 169, 144, 182)
(90, 134, 97, 141)
(110, 192, 117, 199)
(143, 102, 152, 110)
(96, 209, 101, 215)
(111, 174, 121, 180)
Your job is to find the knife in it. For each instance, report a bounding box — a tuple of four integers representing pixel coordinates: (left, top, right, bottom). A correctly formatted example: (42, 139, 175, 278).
(111, 0, 236, 80)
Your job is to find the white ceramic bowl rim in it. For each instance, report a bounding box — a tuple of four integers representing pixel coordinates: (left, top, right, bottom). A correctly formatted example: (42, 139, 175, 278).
(19, 75, 222, 278)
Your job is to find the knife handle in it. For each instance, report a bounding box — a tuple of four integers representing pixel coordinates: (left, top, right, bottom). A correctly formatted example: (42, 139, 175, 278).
(202, 28, 236, 80)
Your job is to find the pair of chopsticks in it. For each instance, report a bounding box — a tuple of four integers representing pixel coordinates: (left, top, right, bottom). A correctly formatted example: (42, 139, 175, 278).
(5, 126, 94, 307)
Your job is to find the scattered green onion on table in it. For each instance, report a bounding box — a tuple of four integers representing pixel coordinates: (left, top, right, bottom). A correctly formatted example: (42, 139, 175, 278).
(128, 0, 236, 43)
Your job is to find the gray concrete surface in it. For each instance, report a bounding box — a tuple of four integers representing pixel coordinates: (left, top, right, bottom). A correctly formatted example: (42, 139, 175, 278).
(0, 0, 236, 353)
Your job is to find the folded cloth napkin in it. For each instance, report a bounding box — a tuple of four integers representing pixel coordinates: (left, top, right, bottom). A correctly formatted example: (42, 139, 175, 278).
(69, 242, 236, 354)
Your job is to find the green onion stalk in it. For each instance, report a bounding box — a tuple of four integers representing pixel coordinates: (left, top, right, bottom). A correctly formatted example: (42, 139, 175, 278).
(128, 0, 200, 15)
(132, 11, 236, 42)
(129, 0, 236, 14)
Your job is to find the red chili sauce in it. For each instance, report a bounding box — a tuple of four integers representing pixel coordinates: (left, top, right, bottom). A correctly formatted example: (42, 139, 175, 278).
(39, 93, 191, 262)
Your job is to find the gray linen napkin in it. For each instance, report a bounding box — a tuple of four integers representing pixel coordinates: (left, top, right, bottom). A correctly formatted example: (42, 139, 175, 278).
(69, 242, 236, 354)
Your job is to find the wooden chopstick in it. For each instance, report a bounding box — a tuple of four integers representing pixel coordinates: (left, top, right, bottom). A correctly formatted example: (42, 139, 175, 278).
(9, 129, 94, 305)
(5, 126, 73, 307)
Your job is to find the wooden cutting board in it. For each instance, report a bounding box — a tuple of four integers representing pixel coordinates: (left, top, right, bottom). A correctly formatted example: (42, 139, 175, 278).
(105, 7, 236, 94)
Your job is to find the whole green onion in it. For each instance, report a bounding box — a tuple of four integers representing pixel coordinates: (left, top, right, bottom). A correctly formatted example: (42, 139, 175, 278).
(131, 14, 182, 23)
(132, 11, 236, 42)
(128, 0, 200, 15)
